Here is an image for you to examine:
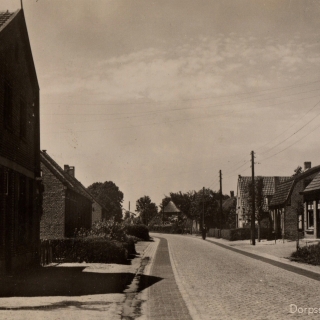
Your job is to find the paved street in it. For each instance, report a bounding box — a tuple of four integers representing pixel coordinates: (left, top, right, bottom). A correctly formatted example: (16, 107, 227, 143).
(145, 233, 320, 320)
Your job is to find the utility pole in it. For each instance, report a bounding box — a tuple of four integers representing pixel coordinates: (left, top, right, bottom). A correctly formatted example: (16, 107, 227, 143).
(219, 170, 223, 230)
(251, 151, 256, 246)
(202, 187, 205, 229)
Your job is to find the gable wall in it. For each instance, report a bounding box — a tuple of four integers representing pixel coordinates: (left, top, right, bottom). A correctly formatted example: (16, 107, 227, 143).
(65, 190, 92, 237)
(285, 171, 319, 239)
(0, 13, 40, 174)
(40, 163, 65, 239)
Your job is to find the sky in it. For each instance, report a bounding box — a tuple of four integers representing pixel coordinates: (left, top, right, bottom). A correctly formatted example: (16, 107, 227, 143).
(2, 0, 320, 210)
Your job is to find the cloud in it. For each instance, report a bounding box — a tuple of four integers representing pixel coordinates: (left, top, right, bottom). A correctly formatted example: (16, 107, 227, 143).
(41, 32, 320, 112)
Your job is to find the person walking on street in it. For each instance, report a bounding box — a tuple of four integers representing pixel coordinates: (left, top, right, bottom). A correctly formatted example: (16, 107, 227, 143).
(202, 224, 207, 240)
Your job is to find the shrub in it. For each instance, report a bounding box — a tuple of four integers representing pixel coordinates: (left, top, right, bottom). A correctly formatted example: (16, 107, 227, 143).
(43, 238, 129, 264)
(75, 219, 127, 242)
(291, 243, 320, 265)
(125, 224, 150, 241)
(149, 224, 173, 233)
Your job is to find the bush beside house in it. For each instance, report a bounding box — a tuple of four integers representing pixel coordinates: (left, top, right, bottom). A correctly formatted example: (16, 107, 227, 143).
(125, 224, 150, 241)
(291, 243, 320, 265)
(42, 238, 129, 264)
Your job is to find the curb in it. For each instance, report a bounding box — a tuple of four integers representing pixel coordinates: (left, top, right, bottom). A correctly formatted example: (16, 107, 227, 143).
(205, 237, 320, 281)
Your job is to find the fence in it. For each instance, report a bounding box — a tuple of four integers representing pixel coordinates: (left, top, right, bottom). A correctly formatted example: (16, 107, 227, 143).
(40, 240, 53, 266)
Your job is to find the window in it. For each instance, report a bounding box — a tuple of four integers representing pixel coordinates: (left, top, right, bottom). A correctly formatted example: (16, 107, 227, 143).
(3, 81, 13, 128)
(17, 175, 27, 244)
(307, 201, 314, 229)
(20, 97, 27, 138)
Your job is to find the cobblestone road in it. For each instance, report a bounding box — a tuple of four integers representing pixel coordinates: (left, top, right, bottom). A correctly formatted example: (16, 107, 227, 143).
(151, 234, 320, 320)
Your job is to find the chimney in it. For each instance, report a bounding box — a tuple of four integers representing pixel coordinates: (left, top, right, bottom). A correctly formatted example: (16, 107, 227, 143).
(230, 191, 234, 198)
(64, 165, 75, 177)
(304, 162, 311, 171)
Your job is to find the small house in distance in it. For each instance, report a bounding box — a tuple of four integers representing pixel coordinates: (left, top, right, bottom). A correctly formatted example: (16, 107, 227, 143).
(40, 151, 92, 239)
(163, 200, 181, 222)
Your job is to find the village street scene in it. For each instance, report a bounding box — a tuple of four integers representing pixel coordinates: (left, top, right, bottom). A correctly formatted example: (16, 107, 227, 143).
(1, 0, 320, 319)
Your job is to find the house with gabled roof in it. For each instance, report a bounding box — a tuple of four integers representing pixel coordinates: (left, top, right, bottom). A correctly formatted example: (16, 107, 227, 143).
(0, 9, 41, 273)
(63, 165, 107, 223)
(40, 150, 93, 239)
(236, 175, 291, 228)
(269, 162, 320, 240)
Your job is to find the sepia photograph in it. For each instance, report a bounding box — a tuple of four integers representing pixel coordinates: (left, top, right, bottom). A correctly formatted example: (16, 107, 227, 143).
(1, 0, 320, 319)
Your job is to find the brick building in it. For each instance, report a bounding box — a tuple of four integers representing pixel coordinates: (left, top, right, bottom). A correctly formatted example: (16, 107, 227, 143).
(236, 175, 291, 228)
(269, 162, 320, 240)
(40, 151, 93, 239)
(0, 9, 41, 273)
(300, 172, 320, 239)
(63, 164, 107, 224)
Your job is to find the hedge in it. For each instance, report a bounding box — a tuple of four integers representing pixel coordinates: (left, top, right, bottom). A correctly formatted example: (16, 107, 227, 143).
(125, 224, 150, 240)
(291, 243, 320, 265)
(42, 238, 132, 264)
(149, 224, 184, 234)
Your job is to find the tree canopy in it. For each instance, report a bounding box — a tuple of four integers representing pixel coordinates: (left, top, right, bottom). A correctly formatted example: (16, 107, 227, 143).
(87, 181, 124, 222)
(136, 195, 158, 226)
(160, 189, 229, 229)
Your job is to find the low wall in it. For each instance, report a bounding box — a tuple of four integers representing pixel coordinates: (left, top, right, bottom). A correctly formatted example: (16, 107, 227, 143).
(208, 228, 270, 241)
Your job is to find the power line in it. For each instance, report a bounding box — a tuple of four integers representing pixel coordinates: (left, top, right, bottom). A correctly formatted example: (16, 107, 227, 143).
(41, 78, 320, 107)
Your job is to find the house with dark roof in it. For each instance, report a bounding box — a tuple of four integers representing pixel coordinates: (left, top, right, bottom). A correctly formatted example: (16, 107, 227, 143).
(270, 162, 320, 239)
(0, 9, 41, 273)
(236, 175, 291, 228)
(300, 172, 320, 239)
(63, 165, 107, 223)
(40, 151, 93, 239)
(163, 200, 181, 221)
(269, 162, 320, 240)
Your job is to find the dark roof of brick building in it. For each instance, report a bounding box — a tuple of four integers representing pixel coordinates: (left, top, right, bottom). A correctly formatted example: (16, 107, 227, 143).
(222, 197, 236, 211)
(0, 10, 15, 29)
(302, 172, 320, 194)
(40, 151, 94, 203)
(270, 165, 320, 206)
(269, 180, 294, 206)
(238, 176, 291, 211)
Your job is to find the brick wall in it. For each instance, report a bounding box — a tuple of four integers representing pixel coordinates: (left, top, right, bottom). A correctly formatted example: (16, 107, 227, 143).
(40, 163, 65, 239)
(285, 172, 319, 240)
(65, 190, 92, 237)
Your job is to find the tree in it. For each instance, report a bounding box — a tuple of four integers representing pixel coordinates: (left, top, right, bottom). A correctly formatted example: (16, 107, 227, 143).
(87, 181, 124, 222)
(136, 196, 158, 226)
(245, 177, 269, 242)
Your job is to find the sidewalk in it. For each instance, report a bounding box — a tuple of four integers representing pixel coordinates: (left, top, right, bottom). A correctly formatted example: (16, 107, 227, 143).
(138, 237, 192, 320)
(0, 240, 153, 320)
(204, 236, 320, 276)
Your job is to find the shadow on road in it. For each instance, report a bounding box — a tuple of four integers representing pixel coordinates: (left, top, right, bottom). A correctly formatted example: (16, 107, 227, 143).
(137, 274, 162, 292)
(0, 266, 164, 297)
(0, 267, 135, 297)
